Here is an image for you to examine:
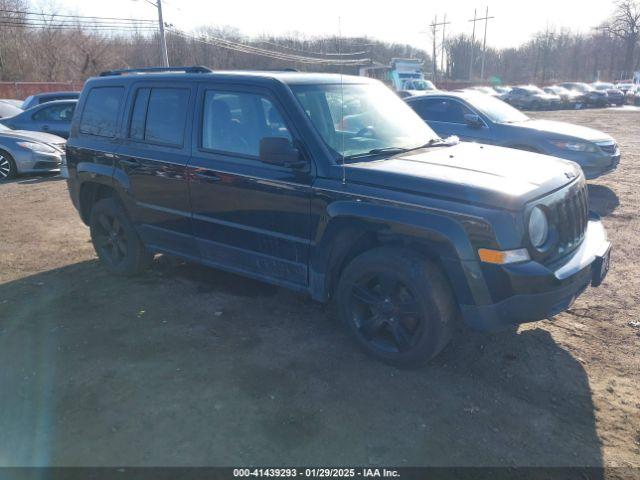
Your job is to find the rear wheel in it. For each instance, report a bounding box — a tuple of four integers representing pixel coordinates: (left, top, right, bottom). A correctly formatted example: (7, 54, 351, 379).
(0, 151, 17, 180)
(336, 247, 455, 367)
(89, 197, 153, 275)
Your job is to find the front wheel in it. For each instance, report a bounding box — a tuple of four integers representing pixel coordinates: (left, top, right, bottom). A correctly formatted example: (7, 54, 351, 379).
(89, 197, 153, 275)
(336, 247, 456, 367)
(0, 151, 17, 180)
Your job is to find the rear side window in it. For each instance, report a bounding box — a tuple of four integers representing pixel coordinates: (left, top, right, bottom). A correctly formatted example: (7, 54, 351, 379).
(128, 87, 189, 146)
(80, 87, 124, 137)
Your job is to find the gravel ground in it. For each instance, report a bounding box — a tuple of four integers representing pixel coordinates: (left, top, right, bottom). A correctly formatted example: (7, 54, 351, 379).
(0, 108, 638, 473)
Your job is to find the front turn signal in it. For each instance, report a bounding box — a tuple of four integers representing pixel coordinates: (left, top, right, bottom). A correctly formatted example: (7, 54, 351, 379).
(478, 248, 530, 265)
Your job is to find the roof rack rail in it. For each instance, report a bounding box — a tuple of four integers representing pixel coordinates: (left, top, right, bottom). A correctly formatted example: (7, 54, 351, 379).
(99, 66, 213, 77)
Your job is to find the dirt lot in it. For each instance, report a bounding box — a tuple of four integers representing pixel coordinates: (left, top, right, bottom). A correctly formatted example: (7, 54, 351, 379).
(0, 108, 638, 471)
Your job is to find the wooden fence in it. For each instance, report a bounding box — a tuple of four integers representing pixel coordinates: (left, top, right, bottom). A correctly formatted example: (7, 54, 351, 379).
(0, 81, 84, 100)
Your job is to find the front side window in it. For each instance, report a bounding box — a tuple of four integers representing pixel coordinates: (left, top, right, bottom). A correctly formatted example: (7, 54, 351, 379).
(291, 82, 438, 160)
(412, 98, 471, 124)
(201, 90, 292, 157)
(32, 103, 75, 122)
(80, 87, 124, 137)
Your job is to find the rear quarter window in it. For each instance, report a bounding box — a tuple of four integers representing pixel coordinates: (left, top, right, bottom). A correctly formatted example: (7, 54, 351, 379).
(128, 87, 190, 146)
(80, 86, 124, 137)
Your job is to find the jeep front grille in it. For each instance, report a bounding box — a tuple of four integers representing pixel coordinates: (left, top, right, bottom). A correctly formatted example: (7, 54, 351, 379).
(533, 179, 589, 264)
(552, 183, 589, 256)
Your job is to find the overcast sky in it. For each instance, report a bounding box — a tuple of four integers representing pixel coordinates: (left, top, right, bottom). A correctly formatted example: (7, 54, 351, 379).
(56, 0, 616, 50)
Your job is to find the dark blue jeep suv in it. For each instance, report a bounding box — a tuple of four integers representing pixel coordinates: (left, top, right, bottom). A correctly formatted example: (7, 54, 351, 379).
(66, 66, 611, 366)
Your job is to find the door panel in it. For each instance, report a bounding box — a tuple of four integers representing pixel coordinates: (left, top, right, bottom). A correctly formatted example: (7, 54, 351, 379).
(115, 83, 196, 257)
(188, 86, 312, 287)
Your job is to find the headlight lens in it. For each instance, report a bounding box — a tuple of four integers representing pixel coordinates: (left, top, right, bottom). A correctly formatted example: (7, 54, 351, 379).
(528, 206, 549, 249)
(17, 141, 56, 154)
(550, 140, 597, 153)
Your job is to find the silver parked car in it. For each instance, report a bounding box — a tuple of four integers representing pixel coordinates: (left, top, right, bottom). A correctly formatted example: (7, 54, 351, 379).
(0, 123, 66, 180)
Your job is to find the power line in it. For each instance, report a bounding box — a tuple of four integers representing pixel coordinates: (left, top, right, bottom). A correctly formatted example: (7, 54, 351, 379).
(257, 39, 368, 58)
(0, 21, 158, 31)
(168, 29, 369, 65)
(0, 8, 156, 23)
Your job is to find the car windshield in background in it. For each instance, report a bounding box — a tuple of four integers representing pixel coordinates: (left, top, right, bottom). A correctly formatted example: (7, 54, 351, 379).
(292, 82, 439, 160)
(521, 86, 544, 94)
(594, 83, 614, 90)
(466, 93, 529, 123)
(568, 83, 593, 92)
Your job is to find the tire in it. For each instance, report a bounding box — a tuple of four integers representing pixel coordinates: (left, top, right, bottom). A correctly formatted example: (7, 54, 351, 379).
(336, 247, 456, 367)
(89, 197, 153, 275)
(0, 151, 17, 180)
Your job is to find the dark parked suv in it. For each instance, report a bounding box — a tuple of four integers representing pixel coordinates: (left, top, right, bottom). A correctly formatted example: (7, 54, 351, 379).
(66, 67, 612, 366)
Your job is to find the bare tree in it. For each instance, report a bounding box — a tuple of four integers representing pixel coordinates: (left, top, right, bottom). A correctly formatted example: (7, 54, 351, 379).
(609, 0, 640, 78)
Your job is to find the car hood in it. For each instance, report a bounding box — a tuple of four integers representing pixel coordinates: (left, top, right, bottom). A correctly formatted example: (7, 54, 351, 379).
(0, 129, 66, 145)
(344, 142, 580, 210)
(510, 119, 612, 142)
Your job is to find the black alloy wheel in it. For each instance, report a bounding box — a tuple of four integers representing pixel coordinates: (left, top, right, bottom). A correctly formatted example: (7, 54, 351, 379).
(349, 272, 423, 354)
(336, 247, 455, 366)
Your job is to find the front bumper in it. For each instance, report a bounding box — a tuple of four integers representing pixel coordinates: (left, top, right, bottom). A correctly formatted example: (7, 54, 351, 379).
(553, 147, 620, 180)
(13, 149, 62, 174)
(460, 217, 610, 331)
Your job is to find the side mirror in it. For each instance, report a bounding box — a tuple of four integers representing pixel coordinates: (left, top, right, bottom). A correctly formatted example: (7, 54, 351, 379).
(259, 137, 306, 169)
(464, 114, 483, 129)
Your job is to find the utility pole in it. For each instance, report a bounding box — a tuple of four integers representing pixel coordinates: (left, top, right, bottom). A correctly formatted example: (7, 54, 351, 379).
(440, 14, 450, 79)
(430, 15, 438, 84)
(468, 9, 478, 81)
(479, 7, 494, 81)
(427, 15, 450, 84)
(157, 0, 169, 66)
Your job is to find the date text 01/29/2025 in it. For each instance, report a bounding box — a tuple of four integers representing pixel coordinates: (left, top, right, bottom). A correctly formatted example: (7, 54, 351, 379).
(233, 468, 400, 478)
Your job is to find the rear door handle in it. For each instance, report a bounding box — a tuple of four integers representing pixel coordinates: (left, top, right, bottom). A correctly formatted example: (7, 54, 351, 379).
(195, 170, 221, 182)
(42, 125, 50, 131)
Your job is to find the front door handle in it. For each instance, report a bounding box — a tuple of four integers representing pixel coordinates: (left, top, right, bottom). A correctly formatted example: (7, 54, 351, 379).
(42, 125, 50, 131)
(195, 170, 221, 182)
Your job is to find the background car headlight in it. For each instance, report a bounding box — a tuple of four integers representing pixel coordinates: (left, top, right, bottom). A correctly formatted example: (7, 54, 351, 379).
(529, 206, 549, 249)
(16, 141, 57, 154)
(550, 140, 597, 153)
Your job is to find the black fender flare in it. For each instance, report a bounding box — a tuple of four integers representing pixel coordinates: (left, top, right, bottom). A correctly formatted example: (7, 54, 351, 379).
(309, 199, 482, 304)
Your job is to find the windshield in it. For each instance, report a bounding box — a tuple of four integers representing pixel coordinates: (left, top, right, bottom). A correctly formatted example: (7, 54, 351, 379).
(465, 93, 529, 123)
(594, 83, 614, 90)
(520, 85, 544, 94)
(292, 82, 439, 160)
(403, 79, 434, 91)
(568, 83, 592, 92)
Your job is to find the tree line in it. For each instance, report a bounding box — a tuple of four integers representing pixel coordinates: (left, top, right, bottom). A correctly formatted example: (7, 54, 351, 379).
(0, 0, 638, 85)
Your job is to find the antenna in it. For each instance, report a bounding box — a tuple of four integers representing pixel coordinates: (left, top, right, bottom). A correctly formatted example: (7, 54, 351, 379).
(338, 16, 346, 185)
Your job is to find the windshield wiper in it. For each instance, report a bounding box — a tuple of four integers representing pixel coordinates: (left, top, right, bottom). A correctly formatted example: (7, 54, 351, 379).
(344, 147, 409, 160)
(403, 137, 457, 152)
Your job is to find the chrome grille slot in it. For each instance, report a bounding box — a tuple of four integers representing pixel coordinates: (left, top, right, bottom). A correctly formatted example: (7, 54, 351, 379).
(532, 179, 589, 264)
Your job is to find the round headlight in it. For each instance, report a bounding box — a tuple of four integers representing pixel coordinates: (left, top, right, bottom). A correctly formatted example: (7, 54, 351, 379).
(528, 206, 549, 249)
